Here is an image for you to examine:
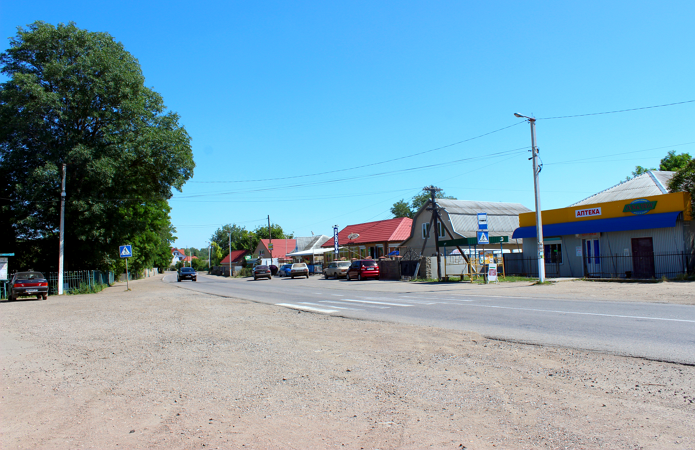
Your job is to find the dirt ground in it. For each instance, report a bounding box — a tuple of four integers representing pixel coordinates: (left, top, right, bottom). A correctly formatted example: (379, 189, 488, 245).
(1, 275, 694, 449)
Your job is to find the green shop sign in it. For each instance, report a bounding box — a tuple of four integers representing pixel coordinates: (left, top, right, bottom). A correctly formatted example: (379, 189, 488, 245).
(623, 199, 657, 215)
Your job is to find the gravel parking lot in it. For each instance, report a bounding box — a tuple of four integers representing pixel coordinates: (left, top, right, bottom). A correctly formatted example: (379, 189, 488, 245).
(1, 275, 694, 449)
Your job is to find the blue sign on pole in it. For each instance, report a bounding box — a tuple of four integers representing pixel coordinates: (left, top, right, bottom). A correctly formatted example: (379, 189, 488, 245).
(119, 245, 133, 258)
(333, 225, 339, 255)
(477, 212, 488, 230)
(477, 231, 489, 245)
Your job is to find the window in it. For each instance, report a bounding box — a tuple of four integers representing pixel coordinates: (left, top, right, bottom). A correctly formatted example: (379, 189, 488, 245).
(544, 243, 563, 264)
(422, 223, 430, 239)
(438, 222, 446, 239)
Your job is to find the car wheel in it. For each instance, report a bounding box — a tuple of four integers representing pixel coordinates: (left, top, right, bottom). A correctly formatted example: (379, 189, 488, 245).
(346, 273, 350, 281)
(37, 294, 42, 300)
(358, 273, 362, 281)
(193, 278, 197, 282)
(43, 294, 48, 300)
(324, 272, 328, 279)
(177, 278, 181, 282)
(291, 275, 294, 279)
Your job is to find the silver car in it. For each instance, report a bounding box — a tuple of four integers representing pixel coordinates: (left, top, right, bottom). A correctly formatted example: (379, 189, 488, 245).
(323, 261, 351, 279)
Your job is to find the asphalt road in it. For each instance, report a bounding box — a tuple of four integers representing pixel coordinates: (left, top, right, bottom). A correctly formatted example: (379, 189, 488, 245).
(164, 272, 695, 365)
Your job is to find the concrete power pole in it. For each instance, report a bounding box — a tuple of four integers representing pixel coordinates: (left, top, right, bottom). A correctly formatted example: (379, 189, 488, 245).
(58, 164, 66, 295)
(514, 113, 545, 282)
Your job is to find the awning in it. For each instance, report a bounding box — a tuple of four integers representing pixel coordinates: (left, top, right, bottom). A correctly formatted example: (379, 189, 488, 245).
(388, 250, 399, 256)
(286, 247, 341, 257)
(512, 211, 681, 239)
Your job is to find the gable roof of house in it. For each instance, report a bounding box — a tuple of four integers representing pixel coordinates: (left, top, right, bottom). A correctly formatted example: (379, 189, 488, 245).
(570, 170, 675, 206)
(258, 239, 297, 258)
(220, 249, 250, 265)
(437, 199, 532, 238)
(296, 235, 330, 251)
(171, 248, 186, 255)
(321, 217, 413, 247)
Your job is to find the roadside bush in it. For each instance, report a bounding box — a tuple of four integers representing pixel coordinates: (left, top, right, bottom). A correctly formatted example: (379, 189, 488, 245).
(66, 282, 107, 295)
(236, 267, 253, 278)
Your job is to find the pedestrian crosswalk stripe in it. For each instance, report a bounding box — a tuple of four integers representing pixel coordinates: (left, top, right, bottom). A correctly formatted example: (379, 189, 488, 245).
(276, 303, 338, 314)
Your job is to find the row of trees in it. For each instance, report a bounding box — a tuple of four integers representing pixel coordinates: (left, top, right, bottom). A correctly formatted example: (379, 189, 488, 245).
(0, 22, 195, 274)
(206, 223, 293, 267)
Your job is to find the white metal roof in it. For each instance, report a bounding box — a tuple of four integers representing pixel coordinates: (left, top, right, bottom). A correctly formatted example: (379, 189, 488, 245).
(570, 171, 675, 206)
(437, 199, 532, 216)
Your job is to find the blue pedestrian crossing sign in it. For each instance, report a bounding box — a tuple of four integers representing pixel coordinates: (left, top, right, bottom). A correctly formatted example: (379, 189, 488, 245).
(119, 245, 133, 258)
(477, 231, 489, 245)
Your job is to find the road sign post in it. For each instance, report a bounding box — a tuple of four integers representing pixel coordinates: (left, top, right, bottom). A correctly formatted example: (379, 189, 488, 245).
(119, 245, 133, 291)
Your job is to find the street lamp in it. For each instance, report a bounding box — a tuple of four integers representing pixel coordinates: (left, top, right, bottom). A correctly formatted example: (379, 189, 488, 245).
(514, 113, 546, 282)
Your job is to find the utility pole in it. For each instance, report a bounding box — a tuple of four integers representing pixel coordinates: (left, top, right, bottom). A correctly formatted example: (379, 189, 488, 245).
(424, 185, 443, 281)
(514, 113, 545, 282)
(229, 233, 232, 277)
(58, 164, 66, 295)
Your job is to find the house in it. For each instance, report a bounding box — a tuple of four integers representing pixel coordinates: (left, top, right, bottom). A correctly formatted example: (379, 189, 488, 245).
(171, 248, 190, 266)
(399, 199, 531, 257)
(220, 249, 251, 267)
(253, 239, 297, 266)
(321, 217, 413, 261)
(511, 171, 694, 278)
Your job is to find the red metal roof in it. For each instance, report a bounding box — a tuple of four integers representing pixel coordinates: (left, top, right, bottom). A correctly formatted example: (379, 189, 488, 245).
(321, 217, 413, 247)
(259, 239, 297, 258)
(220, 249, 250, 265)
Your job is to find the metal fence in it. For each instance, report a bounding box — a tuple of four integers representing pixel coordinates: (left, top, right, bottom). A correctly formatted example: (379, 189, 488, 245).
(46, 270, 114, 295)
(504, 252, 694, 279)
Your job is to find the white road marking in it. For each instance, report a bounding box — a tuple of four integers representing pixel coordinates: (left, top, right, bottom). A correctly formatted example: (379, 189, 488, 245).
(276, 303, 338, 314)
(339, 298, 412, 307)
(466, 304, 695, 323)
(300, 302, 362, 311)
(319, 300, 384, 310)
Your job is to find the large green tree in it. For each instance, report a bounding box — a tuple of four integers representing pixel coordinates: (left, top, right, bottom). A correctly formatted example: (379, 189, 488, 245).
(625, 151, 691, 181)
(0, 22, 194, 271)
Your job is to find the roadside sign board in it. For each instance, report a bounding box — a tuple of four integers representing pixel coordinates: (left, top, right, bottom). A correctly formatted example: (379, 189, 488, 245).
(268, 243, 274, 251)
(438, 235, 508, 248)
(333, 225, 339, 255)
(477, 231, 489, 245)
(477, 213, 488, 230)
(119, 245, 133, 258)
(487, 263, 498, 283)
(0, 257, 8, 280)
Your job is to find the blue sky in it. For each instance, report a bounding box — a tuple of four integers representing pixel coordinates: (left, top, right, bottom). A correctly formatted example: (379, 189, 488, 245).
(3, 1, 694, 249)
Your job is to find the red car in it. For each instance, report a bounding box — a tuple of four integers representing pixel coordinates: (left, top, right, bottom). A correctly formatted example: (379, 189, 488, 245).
(345, 259, 380, 281)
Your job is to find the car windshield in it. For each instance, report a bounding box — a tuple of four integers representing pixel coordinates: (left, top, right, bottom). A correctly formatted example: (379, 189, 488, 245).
(281, 265, 291, 269)
(337, 262, 350, 267)
(292, 264, 306, 268)
(362, 260, 377, 267)
(181, 268, 195, 273)
(256, 265, 268, 270)
(15, 272, 44, 280)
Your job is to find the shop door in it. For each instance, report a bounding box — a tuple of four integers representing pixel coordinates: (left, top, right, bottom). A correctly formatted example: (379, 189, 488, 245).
(583, 239, 601, 277)
(631, 237, 655, 279)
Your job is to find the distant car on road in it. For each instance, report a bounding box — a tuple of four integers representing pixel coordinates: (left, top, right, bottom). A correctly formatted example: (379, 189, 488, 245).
(8, 271, 49, 301)
(346, 259, 380, 281)
(290, 263, 309, 279)
(278, 264, 292, 277)
(253, 265, 272, 280)
(324, 261, 351, 279)
(177, 267, 197, 282)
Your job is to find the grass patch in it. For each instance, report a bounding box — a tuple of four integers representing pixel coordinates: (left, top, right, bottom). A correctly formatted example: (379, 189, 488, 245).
(66, 282, 107, 295)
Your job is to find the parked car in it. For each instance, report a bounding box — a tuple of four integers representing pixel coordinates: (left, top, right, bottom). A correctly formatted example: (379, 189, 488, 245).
(324, 261, 351, 279)
(177, 266, 197, 282)
(278, 264, 292, 277)
(345, 259, 380, 281)
(253, 265, 272, 280)
(290, 263, 309, 279)
(8, 271, 49, 301)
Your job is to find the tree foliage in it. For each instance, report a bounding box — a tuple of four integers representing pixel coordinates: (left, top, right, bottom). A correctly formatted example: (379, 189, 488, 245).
(625, 151, 691, 181)
(392, 189, 457, 218)
(210, 223, 292, 258)
(0, 22, 194, 271)
(668, 156, 695, 216)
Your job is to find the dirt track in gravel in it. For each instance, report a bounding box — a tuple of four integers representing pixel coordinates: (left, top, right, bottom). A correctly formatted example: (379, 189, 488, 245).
(1, 275, 694, 449)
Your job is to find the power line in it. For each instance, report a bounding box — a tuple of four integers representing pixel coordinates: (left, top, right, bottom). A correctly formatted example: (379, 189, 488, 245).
(539, 99, 695, 120)
(188, 122, 525, 184)
(545, 141, 695, 165)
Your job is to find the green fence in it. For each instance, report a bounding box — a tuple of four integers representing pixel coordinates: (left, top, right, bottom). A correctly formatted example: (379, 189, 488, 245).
(2, 271, 115, 299)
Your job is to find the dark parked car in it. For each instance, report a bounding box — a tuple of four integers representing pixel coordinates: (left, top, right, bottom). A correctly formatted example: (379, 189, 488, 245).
(8, 271, 49, 301)
(290, 263, 309, 279)
(253, 265, 272, 280)
(278, 264, 292, 277)
(346, 259, 380, 281)
(177, 266, 197, 282)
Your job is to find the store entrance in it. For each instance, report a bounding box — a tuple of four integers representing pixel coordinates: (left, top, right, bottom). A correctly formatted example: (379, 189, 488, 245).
(583, 239, 601, 277)
(631, 237, 655, 278)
